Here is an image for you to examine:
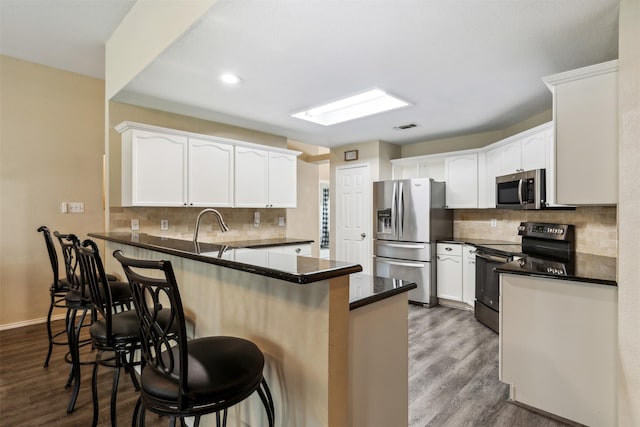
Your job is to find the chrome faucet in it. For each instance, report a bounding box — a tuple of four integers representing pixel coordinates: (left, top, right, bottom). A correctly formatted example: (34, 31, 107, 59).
(193, 208, 229, 244)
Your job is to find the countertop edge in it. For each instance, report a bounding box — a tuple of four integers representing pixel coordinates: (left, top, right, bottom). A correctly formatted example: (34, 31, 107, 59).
(89, 233, 361, 285)
(349, 282, 417, 310)
(496, 264, 618, 287)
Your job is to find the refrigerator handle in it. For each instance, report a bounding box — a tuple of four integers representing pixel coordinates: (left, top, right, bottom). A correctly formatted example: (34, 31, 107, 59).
(398, 181, 404, 237)
(392, 181, 397, 236)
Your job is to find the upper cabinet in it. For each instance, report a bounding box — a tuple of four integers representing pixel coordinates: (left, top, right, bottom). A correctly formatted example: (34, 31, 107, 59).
(189, 138, 234, 207)
(482, 122, 554, 208)
(543, 60, 618, 205)
(120, 128, 188, 206)
(117, 122, 299, 208)
(234, 147, 297, 208)
(445, 152, 478, 208)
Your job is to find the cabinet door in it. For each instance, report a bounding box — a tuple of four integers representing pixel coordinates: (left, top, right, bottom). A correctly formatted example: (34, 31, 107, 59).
(553, 65, 617, 204)
(235, 146, 269, 207)
(462, 245, 476, 307)
(268, 152, 297, 207)
(445, 154, 478, 208)
(501, 141, 523, 174)
(131, 130, 187, 206)
(437, 254, 462, 301)
(485, 147, 503, 208)
(521, 132, 547, 171)
(188, 138, 234, 207)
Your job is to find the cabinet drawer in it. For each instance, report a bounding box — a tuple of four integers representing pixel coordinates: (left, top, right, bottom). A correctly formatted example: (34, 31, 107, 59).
(281, 244, 312, 256)
(437, 243, 462, 256)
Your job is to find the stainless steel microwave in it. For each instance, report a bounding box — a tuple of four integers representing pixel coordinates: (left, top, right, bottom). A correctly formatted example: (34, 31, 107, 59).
(496, 169, 546, 209)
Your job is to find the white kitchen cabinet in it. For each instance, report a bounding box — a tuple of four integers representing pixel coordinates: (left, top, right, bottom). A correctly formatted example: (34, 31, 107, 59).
(188, 137, 234, 207)
(235, 147, 297, 208)
(121, 129, 188, 206)
(268, 152, 297, 208)
(436, 243, 462, 301)
(118, 121, 299, 208)
(391, 156, 446, 181)
(482, 122, 554, 208)
(235, 146, 269, 207)
(462, 245, 476, 307)
(543, 60, 618, 205)
(444, 153, 478, 208)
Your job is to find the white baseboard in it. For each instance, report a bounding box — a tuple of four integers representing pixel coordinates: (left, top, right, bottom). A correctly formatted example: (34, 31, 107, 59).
(0, 313, 66, 331)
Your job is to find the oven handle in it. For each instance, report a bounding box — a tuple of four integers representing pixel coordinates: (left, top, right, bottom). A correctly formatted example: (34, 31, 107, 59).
(476, 252, 511, 264)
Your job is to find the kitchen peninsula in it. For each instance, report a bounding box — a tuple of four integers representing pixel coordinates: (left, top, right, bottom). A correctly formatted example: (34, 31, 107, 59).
(90, 232, 415, 427)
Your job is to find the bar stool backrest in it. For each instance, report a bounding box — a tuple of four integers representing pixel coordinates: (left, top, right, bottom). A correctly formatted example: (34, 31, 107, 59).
(37, 226, 64, 292)
(53, 231, 84, 299)
(113, 250, 188, 408)
(78, 239, 115, 344)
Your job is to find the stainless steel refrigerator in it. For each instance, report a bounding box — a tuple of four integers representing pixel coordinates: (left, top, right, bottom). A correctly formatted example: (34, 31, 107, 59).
(373, 178, 452, 306)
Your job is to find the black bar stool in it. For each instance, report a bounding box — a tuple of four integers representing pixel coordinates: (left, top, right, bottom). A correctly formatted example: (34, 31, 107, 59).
(54, 231, 133, 414)
(114, 250, 275, 427)
(77, 239, 141, 427)
(36, 226, 72, 368)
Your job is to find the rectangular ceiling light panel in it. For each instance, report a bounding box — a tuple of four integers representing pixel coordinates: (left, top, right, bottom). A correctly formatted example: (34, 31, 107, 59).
(292, 89, 410, 126)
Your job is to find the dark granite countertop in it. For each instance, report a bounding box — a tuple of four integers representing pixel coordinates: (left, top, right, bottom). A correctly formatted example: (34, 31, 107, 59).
(496, 252, 617, 286)
(89, 232, 361, 285)
(221, 237, 314, 248)
(349, 274, 417, 310)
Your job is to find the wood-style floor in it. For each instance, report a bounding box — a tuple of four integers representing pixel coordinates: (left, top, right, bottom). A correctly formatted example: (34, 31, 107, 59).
(0, 307, 568, 426)
(409, 305, 568, 427)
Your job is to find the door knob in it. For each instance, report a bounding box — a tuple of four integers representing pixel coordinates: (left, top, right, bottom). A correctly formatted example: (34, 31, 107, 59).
(361, 233, 367, 239)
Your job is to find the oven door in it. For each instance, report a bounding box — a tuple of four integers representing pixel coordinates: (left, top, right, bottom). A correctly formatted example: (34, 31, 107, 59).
(475, 252, 511, 311)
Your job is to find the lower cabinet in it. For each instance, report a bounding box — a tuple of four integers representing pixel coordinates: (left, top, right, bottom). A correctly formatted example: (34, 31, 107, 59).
(437, 243, 476, 309)
(436, 243, 462, 301)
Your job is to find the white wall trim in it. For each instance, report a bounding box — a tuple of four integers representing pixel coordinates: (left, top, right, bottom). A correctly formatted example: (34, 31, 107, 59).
(0, 313, 66, 331)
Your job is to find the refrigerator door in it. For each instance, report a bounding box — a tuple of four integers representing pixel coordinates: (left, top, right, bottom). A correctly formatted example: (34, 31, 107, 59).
(374, 256, 436, 306)
(374, 180, 398, 240)
(398, 178, 432, 242)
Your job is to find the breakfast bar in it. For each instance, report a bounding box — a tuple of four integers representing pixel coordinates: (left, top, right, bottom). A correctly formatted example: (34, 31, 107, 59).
(90, 232, 416, 427)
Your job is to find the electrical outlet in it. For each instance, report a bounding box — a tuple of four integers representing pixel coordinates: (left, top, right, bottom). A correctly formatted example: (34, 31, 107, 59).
(278, 216, 285, 227)
(161, 219, 169, 231)
(490, 219, 497, 228)
(67, 202, 84, 214)
(131, 219, 140, 231)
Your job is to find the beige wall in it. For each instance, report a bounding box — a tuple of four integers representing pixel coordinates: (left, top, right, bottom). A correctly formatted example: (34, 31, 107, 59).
(617, 0, 640, 424)
(0, 56, 105, 327)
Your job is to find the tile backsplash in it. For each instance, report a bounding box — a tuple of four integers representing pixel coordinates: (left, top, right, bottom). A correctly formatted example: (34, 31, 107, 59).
(454, 206, 617, 257)
(110, 207, 287, 243)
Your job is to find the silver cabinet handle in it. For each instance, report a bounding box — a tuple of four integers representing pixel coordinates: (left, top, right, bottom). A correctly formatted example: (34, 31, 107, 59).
(295, 248, 301, 253)
(445, 247, 453, 251)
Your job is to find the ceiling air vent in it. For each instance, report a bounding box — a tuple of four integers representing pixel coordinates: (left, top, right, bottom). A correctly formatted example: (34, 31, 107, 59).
(394, 123, 417, 130)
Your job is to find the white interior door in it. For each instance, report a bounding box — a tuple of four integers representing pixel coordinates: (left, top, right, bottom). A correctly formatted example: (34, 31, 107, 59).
(336, 164, 371, 274)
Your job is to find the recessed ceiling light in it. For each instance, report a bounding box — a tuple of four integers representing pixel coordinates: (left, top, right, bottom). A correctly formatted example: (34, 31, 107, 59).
(220, 73, 241, 85)
(292, 89, 411, 126)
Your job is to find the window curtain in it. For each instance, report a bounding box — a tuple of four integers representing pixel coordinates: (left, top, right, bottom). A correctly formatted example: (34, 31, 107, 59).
(321, 187, 330, 248)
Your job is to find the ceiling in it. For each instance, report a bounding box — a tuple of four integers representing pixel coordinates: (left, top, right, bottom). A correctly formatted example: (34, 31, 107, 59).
(1, 1, 620, 148)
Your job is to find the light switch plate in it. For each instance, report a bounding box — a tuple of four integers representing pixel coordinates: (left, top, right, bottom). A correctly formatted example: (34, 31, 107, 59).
(161, 219, 169, 231)
(278, 216, 285, 227)
(67, 202, 84, 214)
(131, 219, 140, 231)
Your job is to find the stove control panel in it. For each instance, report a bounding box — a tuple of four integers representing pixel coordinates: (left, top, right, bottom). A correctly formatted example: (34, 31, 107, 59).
(518, 222, 574, 241)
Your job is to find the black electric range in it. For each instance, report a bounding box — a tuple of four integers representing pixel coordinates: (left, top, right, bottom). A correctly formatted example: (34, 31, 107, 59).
(474, 222, 576, 333)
